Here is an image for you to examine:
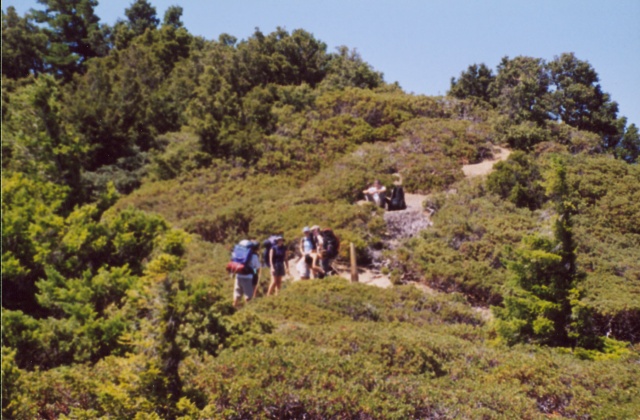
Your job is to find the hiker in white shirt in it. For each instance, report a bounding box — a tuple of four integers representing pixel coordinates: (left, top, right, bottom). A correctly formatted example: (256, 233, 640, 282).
(363, 180, 387, 208)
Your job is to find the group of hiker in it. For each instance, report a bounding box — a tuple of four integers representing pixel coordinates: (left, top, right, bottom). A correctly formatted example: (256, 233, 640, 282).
(227, 225, 340, 307)
(227, 180, 406, 307)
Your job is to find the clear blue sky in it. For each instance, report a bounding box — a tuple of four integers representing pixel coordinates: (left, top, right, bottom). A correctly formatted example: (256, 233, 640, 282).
(7, 0, 640, 126)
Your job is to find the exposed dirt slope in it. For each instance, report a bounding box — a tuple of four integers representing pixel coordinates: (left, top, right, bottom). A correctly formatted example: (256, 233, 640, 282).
(462, 146, 511, 177)
(294, 147, 511, 290)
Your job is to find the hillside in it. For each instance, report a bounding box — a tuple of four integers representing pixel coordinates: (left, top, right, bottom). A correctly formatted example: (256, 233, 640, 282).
(2, 2, 640, 418)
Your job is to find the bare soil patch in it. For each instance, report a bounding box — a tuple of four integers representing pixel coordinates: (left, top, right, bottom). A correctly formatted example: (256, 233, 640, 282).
(462, 147, 511, 178)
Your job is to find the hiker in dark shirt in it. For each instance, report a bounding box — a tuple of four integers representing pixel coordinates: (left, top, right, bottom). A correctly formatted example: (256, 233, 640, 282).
(311, 226, 339, 276)
(388, 183, 407, 211)
(267, 236, 289, 296)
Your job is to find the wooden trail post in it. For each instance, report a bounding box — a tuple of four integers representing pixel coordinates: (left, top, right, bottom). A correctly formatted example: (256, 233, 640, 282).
(350, 242, 358, 283)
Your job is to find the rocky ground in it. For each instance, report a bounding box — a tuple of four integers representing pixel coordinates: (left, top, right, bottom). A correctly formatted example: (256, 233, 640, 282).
(294, 146, 511, 291)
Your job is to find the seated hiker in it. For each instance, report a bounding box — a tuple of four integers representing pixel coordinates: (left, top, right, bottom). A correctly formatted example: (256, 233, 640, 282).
(363, 180, 387, 208)
(387, 184, 407, 211)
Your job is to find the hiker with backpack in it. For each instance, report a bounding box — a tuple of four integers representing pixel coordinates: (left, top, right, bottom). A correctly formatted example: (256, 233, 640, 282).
(363, 180, 387, 209)
(227, 240, 261, 308)
(310, 225, 323, 251)
(310, 225, 340, 276)
(297, 227, 317, 280)
(267, 236, 289, 296)
(299, 226, 317, 256)
(320, 228, 340, 275)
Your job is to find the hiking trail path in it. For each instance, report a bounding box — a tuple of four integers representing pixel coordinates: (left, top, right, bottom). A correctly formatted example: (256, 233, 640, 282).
(462, 147, 511, 178)
(290, 146, 511, 299)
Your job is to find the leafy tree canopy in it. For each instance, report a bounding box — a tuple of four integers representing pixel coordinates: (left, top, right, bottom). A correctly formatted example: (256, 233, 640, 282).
(31, 0, 107, 78)
(2, 3, 638, 418)
(1, 6, 48, 78)
(449, 63, 494, 103)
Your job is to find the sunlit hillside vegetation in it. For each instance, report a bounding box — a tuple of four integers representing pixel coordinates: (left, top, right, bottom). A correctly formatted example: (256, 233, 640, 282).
(2, 1, 639, 418)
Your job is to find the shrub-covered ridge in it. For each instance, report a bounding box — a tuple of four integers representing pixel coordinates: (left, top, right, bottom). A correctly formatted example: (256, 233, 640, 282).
(3, 1, 639, 418)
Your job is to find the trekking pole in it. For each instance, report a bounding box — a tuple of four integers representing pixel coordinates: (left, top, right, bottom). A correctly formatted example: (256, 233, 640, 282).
(350, 242, 358, 283)
(253, 270, 261, 298)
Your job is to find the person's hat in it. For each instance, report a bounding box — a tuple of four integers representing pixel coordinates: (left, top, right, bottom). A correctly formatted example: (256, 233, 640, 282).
(303, 226, 310, 233)
(310, 225, 320, 231)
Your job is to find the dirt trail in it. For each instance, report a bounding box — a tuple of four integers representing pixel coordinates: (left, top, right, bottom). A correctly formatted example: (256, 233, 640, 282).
(339, 268, 393, 288)
(292, 146, 511, 293)
(346, 192, 431, 288)
(462, 146, 511, 177)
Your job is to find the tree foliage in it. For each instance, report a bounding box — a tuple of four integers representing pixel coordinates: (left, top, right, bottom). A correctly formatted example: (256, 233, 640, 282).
(491, 56, 551, 125)
(487, 151, 545, 209)
(449, 54, 627, 157)
(617, 122, 639, 163)
(1, 7, 48, 78)
(449, 63, 494, 103)
(547, 53, 621, 147)
(31, 0, 108, 78)
(2, 2, 638, 418)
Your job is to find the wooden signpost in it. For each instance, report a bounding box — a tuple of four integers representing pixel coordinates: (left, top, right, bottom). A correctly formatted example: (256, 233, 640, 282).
(350, 242, 358, 283)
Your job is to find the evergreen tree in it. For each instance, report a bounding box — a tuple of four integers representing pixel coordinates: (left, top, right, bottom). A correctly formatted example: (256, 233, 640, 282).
(490, 56, 551, 125)
(1, 7, 48, 78)
(162, 5, 183, 28)
(448, 63, 495, 103)
(548, 53, 622, 150)
(493, 158, 582, 347)
(323, 46, 384, 90)
(32, 0, 107, 79)
(617, 122, 639, 163)
(2, 75, 87, 206)
(125, 0, 159, 36)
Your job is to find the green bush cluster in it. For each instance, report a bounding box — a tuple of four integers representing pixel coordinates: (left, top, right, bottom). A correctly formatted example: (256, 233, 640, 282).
(449, 53, 639, 161)
(487, 150, 545, 209)
(400, 179, 535, 305)
(5, 278, 640, 419)
(398, 153, 640, 347)
(172, 280, 639, 419)
(3, 2, 639, 417)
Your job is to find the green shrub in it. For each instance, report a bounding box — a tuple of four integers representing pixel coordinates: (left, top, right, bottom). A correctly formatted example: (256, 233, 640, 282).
(487, 150, 545, 209)
(504, 121, 552, 151)
(147, 132, 212, 181)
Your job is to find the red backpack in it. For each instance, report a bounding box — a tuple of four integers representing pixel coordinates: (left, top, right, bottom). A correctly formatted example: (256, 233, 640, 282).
(226, 241, 255, 274)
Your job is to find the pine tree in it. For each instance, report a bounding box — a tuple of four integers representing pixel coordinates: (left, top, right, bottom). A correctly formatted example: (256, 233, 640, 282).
(32, 0, 108, 79)
(1, 7, 48, 78)
(493, 158, 582, 347)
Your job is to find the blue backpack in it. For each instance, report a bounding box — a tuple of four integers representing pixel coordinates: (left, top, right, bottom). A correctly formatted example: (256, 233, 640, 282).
(226, 241, 254, 274)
